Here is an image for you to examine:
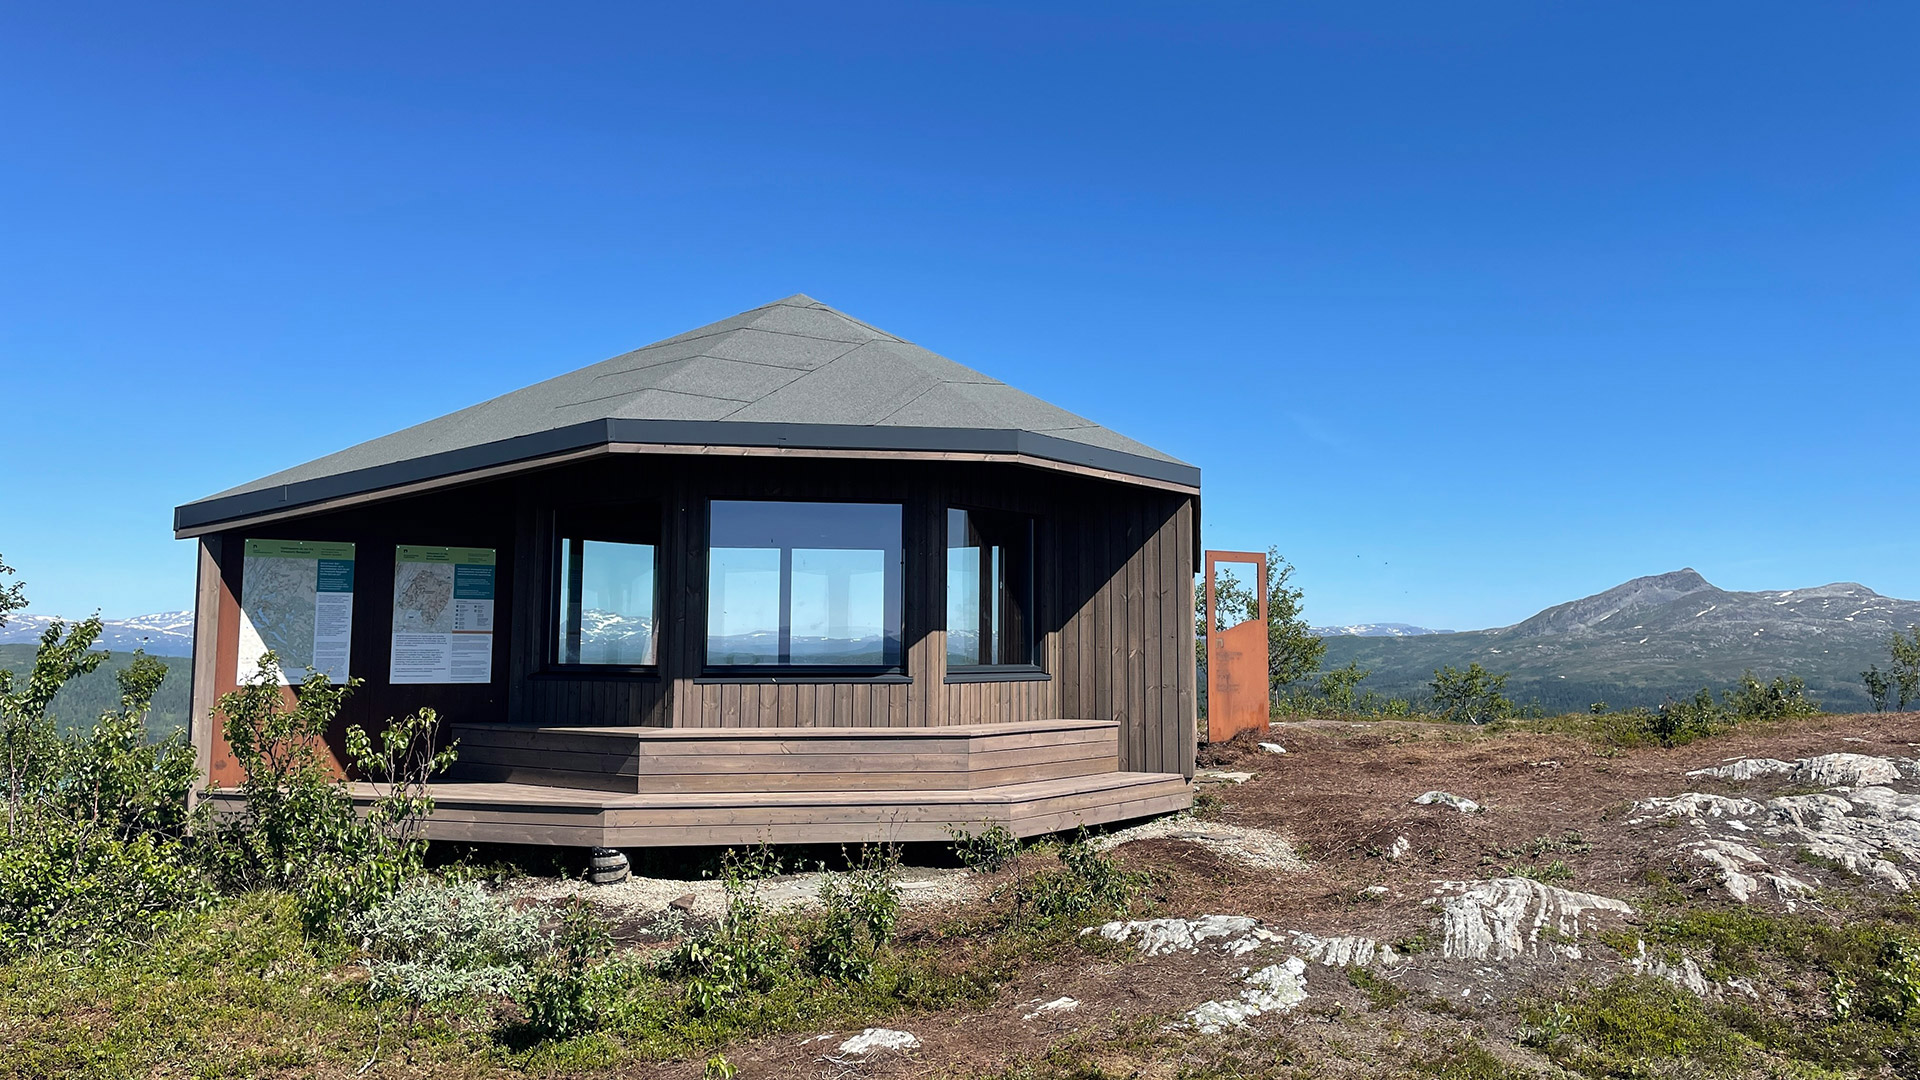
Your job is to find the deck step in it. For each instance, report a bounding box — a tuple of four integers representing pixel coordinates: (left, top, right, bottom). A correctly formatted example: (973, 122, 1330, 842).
(446, 719, 1124, 794)
(304, 768, 1196, 848)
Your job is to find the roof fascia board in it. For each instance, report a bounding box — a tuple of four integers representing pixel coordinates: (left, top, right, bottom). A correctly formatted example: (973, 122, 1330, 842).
(173, 420, 1200, 536)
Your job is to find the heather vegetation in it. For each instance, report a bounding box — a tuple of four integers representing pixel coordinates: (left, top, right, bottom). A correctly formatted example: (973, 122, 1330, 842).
(7, 545, 1920, 1079)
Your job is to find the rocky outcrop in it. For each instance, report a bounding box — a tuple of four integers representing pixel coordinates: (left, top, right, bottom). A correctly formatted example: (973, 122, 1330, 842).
(1431, 878, 1633, 961)
(1186, 958, 1309, 1033)
(1633, 753, 1920, 901)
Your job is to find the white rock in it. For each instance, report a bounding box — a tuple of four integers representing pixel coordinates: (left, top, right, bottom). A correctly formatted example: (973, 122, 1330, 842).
(1259, 742, 1287, 754)
(1288, 930, 1397, 967)
(1631, 941, 1712, 996)
(1635, 760, 1920, 901)
(838, 1028, 919, 1055)
(1431, 878, 1632, 961)
(1387, 836, 1411, 861)
(1685, 837, 1812, 905)
(1187, 957, 1309, 1033)
(1686, 758, 1795, 782)
(1415, 791, 1480, 813)
(1091, 915, 1279, 956)
(1022, 996, 1080, 1020)
(1199, 770, 1255, 784)
(1795, 753, 1901, 788)
(1631, 792, 1764, 823)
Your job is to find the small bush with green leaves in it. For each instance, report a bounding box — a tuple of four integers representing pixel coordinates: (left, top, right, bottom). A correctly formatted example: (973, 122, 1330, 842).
(657, 846, 792, 1014)
(0, 613, 206, 956)
(197, 656, 455, 934)
(806, 844, 901, 981)
(351, 879, 544, 1010)
(518, 897, 630, 1040)
(1429, 663, 1514, 725)
(948, 823, 1020, 873)
(1012, 829, 1148, 925)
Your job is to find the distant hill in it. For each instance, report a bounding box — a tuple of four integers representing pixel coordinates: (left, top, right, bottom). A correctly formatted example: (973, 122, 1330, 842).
(1321, 569, 1920, 713)
(0, 610, 193, 654)
(0, 643, 191, 737)
(1312, 623, 1451, 638)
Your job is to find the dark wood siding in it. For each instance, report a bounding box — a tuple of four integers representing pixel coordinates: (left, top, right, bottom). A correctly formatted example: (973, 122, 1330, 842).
(197, 452, 1197, 778)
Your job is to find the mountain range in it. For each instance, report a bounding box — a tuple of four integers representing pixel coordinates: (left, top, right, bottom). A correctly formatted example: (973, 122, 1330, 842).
(1321, 569, 1920, 713)
(1311, 623, 1451, 637)
(10, 568, 1916, 714)
(0, 610, 194, 655)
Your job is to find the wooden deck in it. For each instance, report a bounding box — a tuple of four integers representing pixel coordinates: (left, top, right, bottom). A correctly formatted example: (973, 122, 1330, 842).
(449, 718, 1125, 793)
(338, 768, 1192, 847)
(206, 719, 1192, 848)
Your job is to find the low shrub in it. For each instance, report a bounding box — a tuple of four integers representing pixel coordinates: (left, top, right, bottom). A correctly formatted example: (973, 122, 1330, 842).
(520, 897, 627, 1040)
(1012, 829, 1148, 925)
(198, 656, 455, 934)
(805, 844, 901, 982)
(352, 879, 544, 1011)
(657, 846, 791, 1015)
(0, 620, 205, 955)
(948, 823, 1020, 873)
(1522, 975, 1749, 1075)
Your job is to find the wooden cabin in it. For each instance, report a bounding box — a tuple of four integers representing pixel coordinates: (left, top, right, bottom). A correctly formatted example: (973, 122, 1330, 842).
(174, 295, 1199, 847)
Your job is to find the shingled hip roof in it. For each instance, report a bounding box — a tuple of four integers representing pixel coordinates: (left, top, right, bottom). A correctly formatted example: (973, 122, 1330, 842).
(174, 294, 1197, 533)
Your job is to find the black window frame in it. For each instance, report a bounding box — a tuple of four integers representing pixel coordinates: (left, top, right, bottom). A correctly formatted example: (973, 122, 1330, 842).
(943, 504, 1042, 679)
(700, 497, 907, 680)
(543, 500, 664, 676)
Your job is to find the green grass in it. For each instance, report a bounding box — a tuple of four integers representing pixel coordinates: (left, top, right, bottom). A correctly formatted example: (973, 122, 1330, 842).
(1347, 965, 1409, 1010)
(1525, 901, 1920, 1078)
(0, 892, 477, 1079)
(0, 881, 1121, 1079)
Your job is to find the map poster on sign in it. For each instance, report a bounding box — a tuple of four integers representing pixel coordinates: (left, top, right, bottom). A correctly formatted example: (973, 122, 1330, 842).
(390, 546, 496, 685)
(237, 540, 356, 685)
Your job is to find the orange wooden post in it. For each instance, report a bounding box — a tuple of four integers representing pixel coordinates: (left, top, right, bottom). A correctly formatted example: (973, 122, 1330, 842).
(1204, 550, 1269, 743)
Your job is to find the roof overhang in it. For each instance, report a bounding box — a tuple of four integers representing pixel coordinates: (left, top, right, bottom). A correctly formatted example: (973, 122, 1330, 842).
(173, 419, 1201, 538)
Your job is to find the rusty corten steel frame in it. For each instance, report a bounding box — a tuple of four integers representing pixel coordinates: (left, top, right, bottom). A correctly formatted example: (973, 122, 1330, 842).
(1204, 549, 1270, 744)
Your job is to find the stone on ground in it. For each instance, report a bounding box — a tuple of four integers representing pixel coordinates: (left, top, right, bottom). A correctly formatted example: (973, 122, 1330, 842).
(1415, 790, 1480, 813)
(1187, 958, 1309, 1033)
(1432, 878, 1633, 961)
(838, 1028, 920, 1055)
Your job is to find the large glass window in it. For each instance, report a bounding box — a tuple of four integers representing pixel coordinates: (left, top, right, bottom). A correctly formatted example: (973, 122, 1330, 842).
(946, 507, 1035, 668)
(707, 501, 903, 668)
(555, 505, 659, 666)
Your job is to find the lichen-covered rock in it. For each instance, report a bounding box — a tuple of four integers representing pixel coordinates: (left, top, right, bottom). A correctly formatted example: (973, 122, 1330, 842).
(838, 1028, 919, 1055)
(1793, 753, 1901, 788)
(1633, 753, 1920, 901)
(1684, 837, 1813, 905)
(1090, 915, 1284, 956)
(1186, 957, 1309, 1033)
(1431, 878, 1633, 961)
(1022, 996, 1079, 1020)
(1287, 930, 1398, 967)
(1686, 758, 1795, 781)
(1415, 791, 1480, 813)
(1632, 792, 1765, 822)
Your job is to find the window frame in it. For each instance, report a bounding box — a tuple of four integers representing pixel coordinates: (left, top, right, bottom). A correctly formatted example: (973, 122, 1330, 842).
(700, 497, 907, 679)
(943, 504, 1043, 679)
(541, 501, 665, 677)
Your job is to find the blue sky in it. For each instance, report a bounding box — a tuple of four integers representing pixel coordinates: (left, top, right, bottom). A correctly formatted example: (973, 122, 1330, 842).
(2, 2, 1914, 631)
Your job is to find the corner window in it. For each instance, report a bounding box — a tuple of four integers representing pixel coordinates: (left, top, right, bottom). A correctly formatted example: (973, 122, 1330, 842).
(707, 501, 903, 668)
(946, 507, 1034, 668)
(554, 505, 659, 667)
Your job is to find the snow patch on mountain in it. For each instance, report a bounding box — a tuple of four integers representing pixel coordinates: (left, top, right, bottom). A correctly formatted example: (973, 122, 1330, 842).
(0, 611, 194, 654)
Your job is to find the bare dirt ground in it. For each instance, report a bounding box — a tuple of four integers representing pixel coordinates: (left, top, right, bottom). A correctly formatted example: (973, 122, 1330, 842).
(580, 713, 1920, 1079)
